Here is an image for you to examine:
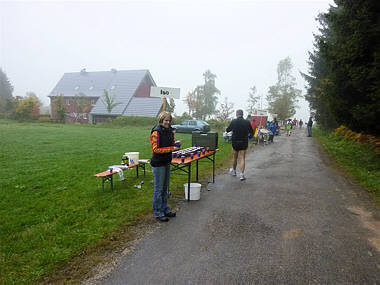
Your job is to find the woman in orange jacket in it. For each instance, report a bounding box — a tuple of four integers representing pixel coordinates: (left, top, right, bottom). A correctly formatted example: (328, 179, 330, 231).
(150, 112, 179, 222)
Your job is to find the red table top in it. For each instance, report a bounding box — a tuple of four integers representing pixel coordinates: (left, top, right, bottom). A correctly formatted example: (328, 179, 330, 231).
(171, 150, 216, 164)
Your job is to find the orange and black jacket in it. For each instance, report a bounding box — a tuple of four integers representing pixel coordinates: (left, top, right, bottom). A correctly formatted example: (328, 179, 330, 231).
(150, 125, 176, 167)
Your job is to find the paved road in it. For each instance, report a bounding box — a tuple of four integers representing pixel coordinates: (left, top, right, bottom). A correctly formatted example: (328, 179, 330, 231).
(104, 130, 380, 284)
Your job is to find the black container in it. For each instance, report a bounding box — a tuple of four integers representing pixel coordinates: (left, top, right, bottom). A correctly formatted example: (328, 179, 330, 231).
(192, 132, 218, 150)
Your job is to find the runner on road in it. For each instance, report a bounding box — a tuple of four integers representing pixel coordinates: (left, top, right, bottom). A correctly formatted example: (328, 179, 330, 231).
(226, 109, 254, 181)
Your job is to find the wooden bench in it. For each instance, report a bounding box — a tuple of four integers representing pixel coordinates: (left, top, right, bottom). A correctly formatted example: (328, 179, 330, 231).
(94, 160, 149, 191)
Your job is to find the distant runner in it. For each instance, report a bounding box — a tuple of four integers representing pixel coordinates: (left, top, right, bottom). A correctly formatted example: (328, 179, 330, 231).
(286, 119, 292, 136)
(307, 117, 313, 137)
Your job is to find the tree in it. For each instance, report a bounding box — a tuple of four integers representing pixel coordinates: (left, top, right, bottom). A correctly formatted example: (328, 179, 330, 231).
(216, 97, 234, 121)
(72, 93, 91, 122)
(301, 39, 338, 130)
(266, 57, 301, 121)
(0, 68, 14, 112)
(53, 94, 66, 122)
(6, 96, 22, 119)
(166, 98, 175, 113)
(184, 90, 196, 115)
(201, 70, 221, 119)
(303, 0, 380, 135)
(173, 111, 192, 125)
(101, 90, 121, 114)
(246, 86, 260, 115)
(14, 93, 40, 120)
(184, 70, 221, 120)
(180, 111, 192, 120)
(184, 87, 204, 118)
(191, 85, 205, 120)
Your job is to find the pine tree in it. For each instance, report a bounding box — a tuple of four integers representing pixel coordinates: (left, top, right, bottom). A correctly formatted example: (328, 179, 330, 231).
(303, 0, 380, 135)
(0, 68, 14, 112)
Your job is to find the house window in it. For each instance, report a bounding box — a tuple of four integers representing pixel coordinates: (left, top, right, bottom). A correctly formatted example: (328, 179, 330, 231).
(83, 113, 88, 120)
(66, 99, 70, 105)
(91, 99, 96, 105)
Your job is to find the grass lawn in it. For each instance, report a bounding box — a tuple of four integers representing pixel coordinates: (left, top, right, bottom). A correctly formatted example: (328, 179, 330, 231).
(314, 127, 380, 204)
(0, 119, 232, 284)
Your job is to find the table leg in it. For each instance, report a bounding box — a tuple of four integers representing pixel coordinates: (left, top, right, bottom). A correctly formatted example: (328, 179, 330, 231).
(110, 175, 113, 191)
(102, 178, 105, 191)
(136, 165, 139, 177)
(196, 159, 199, 182)
(213, 153, 215, 183)
(187, 163, 191, 201)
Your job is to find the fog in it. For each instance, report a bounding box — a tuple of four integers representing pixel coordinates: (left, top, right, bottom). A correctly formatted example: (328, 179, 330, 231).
(0, 0, 332, 121)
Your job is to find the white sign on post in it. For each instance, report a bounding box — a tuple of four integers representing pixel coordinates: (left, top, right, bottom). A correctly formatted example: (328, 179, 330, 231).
(150, 87, 180, 99)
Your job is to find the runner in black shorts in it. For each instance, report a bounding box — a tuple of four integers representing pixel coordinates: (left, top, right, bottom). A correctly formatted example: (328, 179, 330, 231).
(226, 109, 254, 181)
(232, 139, 248, 152)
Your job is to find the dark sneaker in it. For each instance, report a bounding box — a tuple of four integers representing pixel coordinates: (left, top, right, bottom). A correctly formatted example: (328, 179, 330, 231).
(156, 216, 169, 222)
(165, 212, 176, 218)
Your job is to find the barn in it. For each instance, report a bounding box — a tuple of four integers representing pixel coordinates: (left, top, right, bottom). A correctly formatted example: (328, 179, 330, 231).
(48, 69, 163, 124)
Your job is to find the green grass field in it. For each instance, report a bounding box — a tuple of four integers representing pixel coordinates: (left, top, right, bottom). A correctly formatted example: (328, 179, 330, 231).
(0, 120, 232, 284)
(314, 128, 380, 204)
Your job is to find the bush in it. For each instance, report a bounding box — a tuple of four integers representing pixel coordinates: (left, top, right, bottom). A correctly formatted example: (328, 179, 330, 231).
(104, 116, 157, 127)
(0, 113, 9, 119)
(207, 119, 230, 132)
(173, 112, 192, 125)
(14, 96, 40, 120)
(38, 116, 52, 123)
(334, 125, 380, 153)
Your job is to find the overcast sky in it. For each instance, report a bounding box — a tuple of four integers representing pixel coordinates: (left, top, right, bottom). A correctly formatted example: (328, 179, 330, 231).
(0, 0, 332, 120)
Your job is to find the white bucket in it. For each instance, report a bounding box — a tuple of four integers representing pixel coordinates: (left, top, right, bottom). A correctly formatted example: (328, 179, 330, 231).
(125, 152, 139, 165)
(184, 183, 201, 200)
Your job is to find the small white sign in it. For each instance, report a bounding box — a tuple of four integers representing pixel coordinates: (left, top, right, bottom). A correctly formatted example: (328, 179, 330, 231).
(150, 86, 180, 99)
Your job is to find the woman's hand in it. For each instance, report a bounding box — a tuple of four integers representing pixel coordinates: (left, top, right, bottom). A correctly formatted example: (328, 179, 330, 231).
(175, 140, 182, 148)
